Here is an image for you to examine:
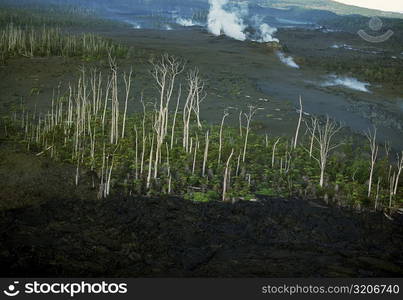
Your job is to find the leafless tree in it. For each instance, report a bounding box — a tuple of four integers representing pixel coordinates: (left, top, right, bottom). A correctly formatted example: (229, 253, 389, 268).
(365, 127, 379, 197)
(218, 110, 229, 165)
(223, 148, 234, 201)
(242, 106, 262, 162)
(389, 171, 396, 208)
(183, 68, 205, 152)
(121, 68, 133, 138)
(293, 96, 303, 149)
(393, 151, 403, 196)
(192, 136, 199, 175)
(202, 130, 209, 177)
(239, 110, 243, 137)
(151, 54, 184, 178)
(147, 133, 155, 190)
(272, 137, 281, 168)
(306, 116, 342, 187)
(170, 84, 182, 149)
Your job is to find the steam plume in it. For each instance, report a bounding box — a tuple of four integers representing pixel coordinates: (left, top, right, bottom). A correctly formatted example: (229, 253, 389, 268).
(257, 23, 279, 43)
(207, 0, 247, 41)
(322, 75, 370, 92)
(276, 52, 300, 69)
(176, 18, 202, 27)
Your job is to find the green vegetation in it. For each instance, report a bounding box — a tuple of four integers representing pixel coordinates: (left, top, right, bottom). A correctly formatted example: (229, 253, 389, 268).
(0, 24, 129, 61)
(319, 15, 403, 47)
(299, 55, 403, 86)
(0, 0, 122, 28)
(281, 18, 403, 86)
(0, 0, 401, 212)
(4, 55, 402, 211)
(0, 1, 131, 62)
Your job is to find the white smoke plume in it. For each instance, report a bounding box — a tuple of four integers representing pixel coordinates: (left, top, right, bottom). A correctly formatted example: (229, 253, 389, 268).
(207, 0, 247, 41)
(257, 23, 279, 43)
(164, 24, 173, 31)
(176, 18, 202, 27)
(276, 52, 300, 69)
(124, 19, 141, 29)
(322, 75, 370, 92)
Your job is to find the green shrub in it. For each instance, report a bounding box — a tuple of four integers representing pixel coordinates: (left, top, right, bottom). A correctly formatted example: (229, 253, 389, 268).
(185, 191, 218, 203)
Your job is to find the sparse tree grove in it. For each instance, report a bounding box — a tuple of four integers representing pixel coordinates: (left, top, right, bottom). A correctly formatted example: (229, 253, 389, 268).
(0, 24, 129, 61)
(4, 55, 403, 211)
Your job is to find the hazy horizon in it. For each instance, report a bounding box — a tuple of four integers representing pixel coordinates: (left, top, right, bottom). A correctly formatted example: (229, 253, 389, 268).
(333, 0, 403, 13)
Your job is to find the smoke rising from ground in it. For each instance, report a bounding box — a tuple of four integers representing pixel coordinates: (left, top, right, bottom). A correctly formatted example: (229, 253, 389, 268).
(256, 24, 279, 43)
(124, 19, 141, 29)
(164, 24, 173, 31)
(176, 18, 200, 27)
(207, 0, 279, 43)
(207, 0, 247, 41)
(322, 75, 371, 92)
(276, 52, 300, 68)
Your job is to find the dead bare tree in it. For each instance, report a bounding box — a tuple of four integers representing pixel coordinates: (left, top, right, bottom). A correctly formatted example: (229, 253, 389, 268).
(306, 116, 342, 188)
(393, 151, 403, 196)
(108, 55, 120, 145)
(98, 144, 119, 199)
(365, 127, 379, 197)
(147, 133, 155, 190)
(293, 96, 303, 149)
(170, 84, 182, 149)
(151, 54, 184, 178)
(134, 125, 139, 180)
(389, 171, 396, 208)
(239, 110, 243, 137)
(223, 148, 234, 201)
(242, 106, 261, 163)
(121, 68, 133, 139)
(272, 137, 281, 168)
(308, 118, 318, 158)
(183, 69, 204, 152)
(218, 110, 229, 165)
(140, 97, 146, 176)
(165, 142, 172, 193)
(202, 130, 209, 177)
(191, 70, 206, 129)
